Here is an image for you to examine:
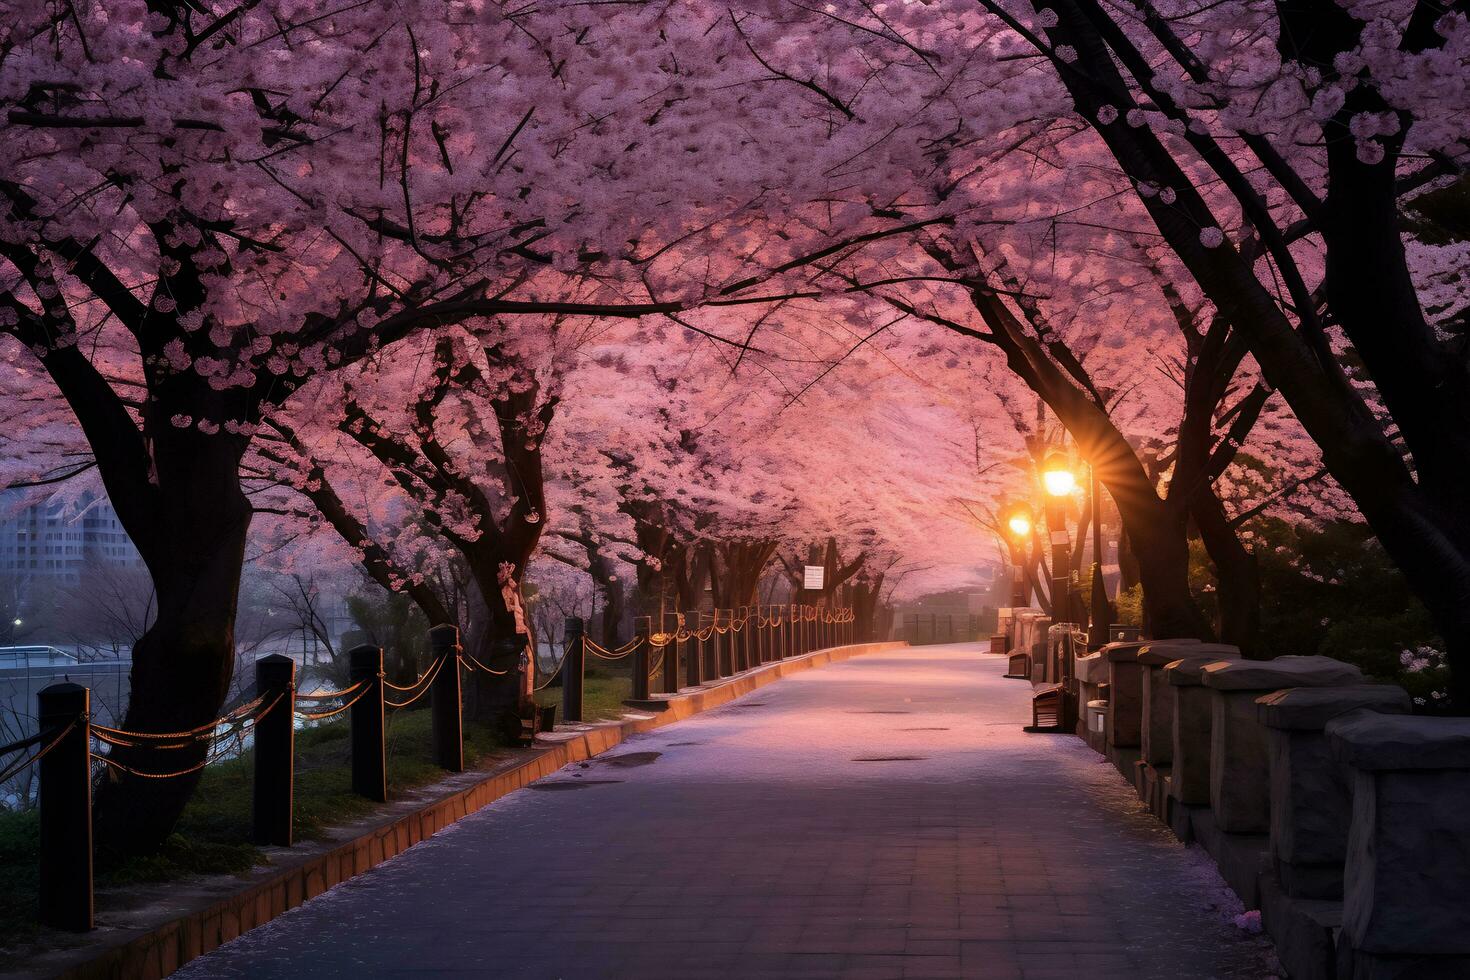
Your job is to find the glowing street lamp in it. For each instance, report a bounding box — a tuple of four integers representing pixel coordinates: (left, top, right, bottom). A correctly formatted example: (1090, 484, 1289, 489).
(1042, 453, 1077, 497)
(1040, 452, 1077, 627)
(999, 503, 1034, 607)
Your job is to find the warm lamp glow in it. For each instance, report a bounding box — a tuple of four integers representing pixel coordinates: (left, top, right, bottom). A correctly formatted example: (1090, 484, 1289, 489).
(1007, 514, 1032, 538)
(1042, 453, 1076, 497)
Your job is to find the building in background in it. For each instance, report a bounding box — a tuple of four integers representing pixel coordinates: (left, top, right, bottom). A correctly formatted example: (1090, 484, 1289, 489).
(0, 489, 143, 587)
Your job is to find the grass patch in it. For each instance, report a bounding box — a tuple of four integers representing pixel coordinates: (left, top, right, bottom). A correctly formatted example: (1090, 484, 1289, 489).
(535, 668, 632, 723)
(0, 708, 508, 947)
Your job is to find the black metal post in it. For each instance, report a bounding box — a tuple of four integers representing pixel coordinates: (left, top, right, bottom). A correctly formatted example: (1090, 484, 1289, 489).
(631, 616, 651, 700)
(429, 624, 463, 772)
(253, 655, 296, 847)
(756, 607, 767, 665)
(562, 617, 585, 723)
(349, 645, 387, 802)
(663, 613, 680, 693)
(717, 608, 729, 678)
(735, 607, 749, 671)
(38, 682, 91, 932)
(1088, 463, 1111, 650)
(684, 609, 701, 686)
(708, 609, 720, 677)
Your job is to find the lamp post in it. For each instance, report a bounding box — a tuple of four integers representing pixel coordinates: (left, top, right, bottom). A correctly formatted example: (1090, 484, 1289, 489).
(1041, 452, 1076, 625)
(1088, 462, 1111, 649)
(1001, 504, 1033, 607)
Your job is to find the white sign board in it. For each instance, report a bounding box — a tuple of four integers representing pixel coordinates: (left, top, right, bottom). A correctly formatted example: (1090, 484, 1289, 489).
(802, 565, 825, 590)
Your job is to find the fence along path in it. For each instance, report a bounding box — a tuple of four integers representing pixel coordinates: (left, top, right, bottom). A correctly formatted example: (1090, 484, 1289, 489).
(3, 603, 856, 933)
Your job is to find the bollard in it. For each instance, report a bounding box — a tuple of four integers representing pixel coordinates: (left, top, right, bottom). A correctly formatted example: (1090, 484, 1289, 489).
(252, 654, 296, 847)
(631, 616, 651, 700)
(750, 606, 759, 666)
(429, 624, 464, 773)
(751, 606, 762, 666)
(38, 682, 92, 932)
(662, 613, 680, 693)
(722, 610, 735, 676)
(757, 606, 768, 665)
(735, 607, 749, 672)
(562, 618, 585, 723)
(349, 645, 387, 802)
(683, 609, 702, 687)
(710, 611, 726, 679)
(736, 607, 747, 670)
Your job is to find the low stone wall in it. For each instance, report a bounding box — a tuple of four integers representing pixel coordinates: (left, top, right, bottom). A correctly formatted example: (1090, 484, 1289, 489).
(1081, 649, 1464, 980)
(28, 640, 907, 980)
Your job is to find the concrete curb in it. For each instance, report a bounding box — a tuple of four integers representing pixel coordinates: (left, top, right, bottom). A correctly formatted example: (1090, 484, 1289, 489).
(36, 640, 907, 980)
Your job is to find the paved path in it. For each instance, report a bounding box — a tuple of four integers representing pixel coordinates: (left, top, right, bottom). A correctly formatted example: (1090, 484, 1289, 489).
(179, 645, 1274, 979)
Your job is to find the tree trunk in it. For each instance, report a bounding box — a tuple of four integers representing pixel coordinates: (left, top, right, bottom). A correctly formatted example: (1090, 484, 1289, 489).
(711, 540, 778, 609)
(851, 574, 885, 641)
(587, 545, 626, 650)
(1123, 503, 1211, 641)
(1117, 526, 1142, 592)
(93, 435, 252, 857)
(1192, 490, 1262, 657)
(462, 554, 531, 738)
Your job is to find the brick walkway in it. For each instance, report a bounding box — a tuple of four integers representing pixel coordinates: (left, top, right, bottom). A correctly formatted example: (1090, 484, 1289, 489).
(178, 644, 1274, 979)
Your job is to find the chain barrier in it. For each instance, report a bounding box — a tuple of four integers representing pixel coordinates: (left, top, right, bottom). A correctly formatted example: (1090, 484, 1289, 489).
(583, 635, 644, 661)
(90, 693, 286, 779)
(384, 652, 449, 710)
(15, 606, 857, 786)
(90, 691, 268, 744)
(460, 649, 510, 675)
(0, 720, 76, 785)
(532, 640, 575, 692)
(383, 653, 447, 694)
(296, 682, 365, 701)
(294, 681, 372, 721)
(0, 726, 55, 760)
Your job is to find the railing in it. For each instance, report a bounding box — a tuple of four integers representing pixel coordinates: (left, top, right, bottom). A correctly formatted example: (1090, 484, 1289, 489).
(557, 604, 858, 721)
(1, 605, 859, 931)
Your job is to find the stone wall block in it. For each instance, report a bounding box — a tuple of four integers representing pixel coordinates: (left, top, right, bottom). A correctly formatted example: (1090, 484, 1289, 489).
(1139, 644, 1238, 767)
(1202, 657, 1363, 834)
(1329, 713, 1470, 961)
(1258, 684, 1411, 900)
